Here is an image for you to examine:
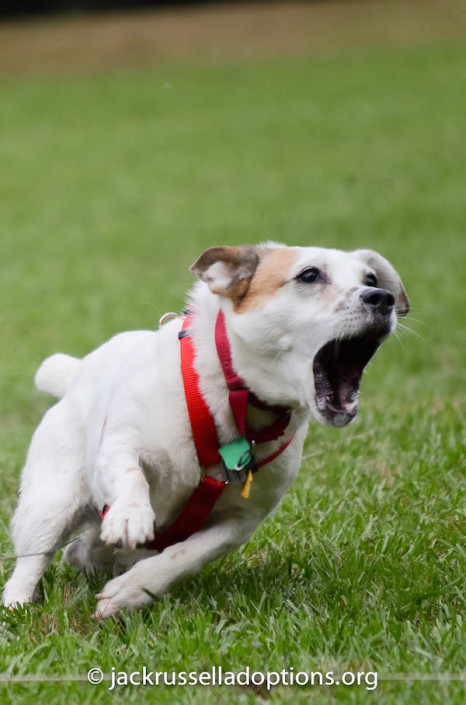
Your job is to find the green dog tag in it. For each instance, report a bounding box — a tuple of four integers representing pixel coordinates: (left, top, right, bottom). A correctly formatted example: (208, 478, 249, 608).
(219, 438, 251, 471)
(218, 438, 253, 483)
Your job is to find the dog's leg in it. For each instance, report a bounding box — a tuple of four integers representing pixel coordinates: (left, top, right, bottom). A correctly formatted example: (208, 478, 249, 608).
(93, 514, 258, 618)
(3, 402, 89, 608)
(94, 432, 155, 551)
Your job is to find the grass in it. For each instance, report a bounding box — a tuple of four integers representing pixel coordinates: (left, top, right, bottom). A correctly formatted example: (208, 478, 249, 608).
(0, 36, 465, 705)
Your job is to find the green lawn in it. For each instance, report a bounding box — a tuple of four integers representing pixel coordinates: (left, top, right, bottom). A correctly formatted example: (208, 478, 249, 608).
(0, 39, 465, 705)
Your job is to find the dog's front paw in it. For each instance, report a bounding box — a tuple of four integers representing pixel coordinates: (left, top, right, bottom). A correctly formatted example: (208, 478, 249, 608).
(92, 571, 153, 619)
(100, 501, 155, 551)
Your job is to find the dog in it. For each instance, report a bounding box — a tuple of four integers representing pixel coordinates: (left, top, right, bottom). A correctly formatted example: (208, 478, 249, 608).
(3, 243, 409, 618)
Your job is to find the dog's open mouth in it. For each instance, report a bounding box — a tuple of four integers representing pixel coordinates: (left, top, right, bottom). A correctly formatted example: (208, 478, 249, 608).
(312, 331, 384, 427)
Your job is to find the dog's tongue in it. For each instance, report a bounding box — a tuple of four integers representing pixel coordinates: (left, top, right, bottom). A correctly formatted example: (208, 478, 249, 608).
(323, 390, 358, 418)
(336, 375, 360, 413)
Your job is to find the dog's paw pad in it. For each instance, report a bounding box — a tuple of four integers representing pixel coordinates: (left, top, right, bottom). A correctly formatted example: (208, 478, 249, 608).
(100, 502, 155, 550)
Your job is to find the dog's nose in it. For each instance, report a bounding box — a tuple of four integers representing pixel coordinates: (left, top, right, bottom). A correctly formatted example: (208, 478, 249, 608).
(360, 288, 395, 316)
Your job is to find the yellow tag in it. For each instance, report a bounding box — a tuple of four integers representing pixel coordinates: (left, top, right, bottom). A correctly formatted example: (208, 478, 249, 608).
(240, 469, 253, 499)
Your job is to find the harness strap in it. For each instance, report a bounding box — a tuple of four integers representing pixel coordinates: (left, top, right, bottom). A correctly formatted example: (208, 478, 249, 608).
(144, 476, 225, 552)
(180, 314, 221, 468)
(215, 310, 291, 442)
(100, 309, 294, 553)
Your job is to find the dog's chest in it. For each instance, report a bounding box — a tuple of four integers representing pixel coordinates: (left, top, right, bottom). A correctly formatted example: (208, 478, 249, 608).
(139, 445, 202, 529)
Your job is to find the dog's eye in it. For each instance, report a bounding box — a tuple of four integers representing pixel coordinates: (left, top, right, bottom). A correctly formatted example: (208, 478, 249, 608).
(296, 267, 320, 284)
(365, 273, 378, 287)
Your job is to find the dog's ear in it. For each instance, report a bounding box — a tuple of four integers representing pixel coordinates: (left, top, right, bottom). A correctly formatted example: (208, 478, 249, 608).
(352, 249, 410, 317)
(190, 245, 260, 302)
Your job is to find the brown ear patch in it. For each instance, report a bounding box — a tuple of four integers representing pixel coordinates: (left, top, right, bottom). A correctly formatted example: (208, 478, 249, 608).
(235, 248, 299, 312)
(190, 246, 257, 279)
(190, 245, 260, 303)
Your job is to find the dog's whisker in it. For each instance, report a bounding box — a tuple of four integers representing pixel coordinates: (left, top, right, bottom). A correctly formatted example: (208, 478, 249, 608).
(396, 323, 426, 342)
(401, 316, 430, 328)
(391, 329, 406, 351)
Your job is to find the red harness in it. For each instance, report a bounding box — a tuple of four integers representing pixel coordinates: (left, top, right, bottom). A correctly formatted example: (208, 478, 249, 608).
(101, 310, 294, 552)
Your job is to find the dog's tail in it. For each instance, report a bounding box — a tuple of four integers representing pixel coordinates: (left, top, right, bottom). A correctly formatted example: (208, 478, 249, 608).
(34, 353, 81, 399)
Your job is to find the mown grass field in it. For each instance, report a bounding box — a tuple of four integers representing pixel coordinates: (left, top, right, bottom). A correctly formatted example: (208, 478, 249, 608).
(0, 24, 465, 705)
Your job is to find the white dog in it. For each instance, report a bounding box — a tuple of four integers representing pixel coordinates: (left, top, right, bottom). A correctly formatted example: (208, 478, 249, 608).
(3, 243, 408, 618)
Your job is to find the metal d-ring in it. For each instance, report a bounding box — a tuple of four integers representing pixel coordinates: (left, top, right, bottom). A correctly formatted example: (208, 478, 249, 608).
(158, 312, 180, 329)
